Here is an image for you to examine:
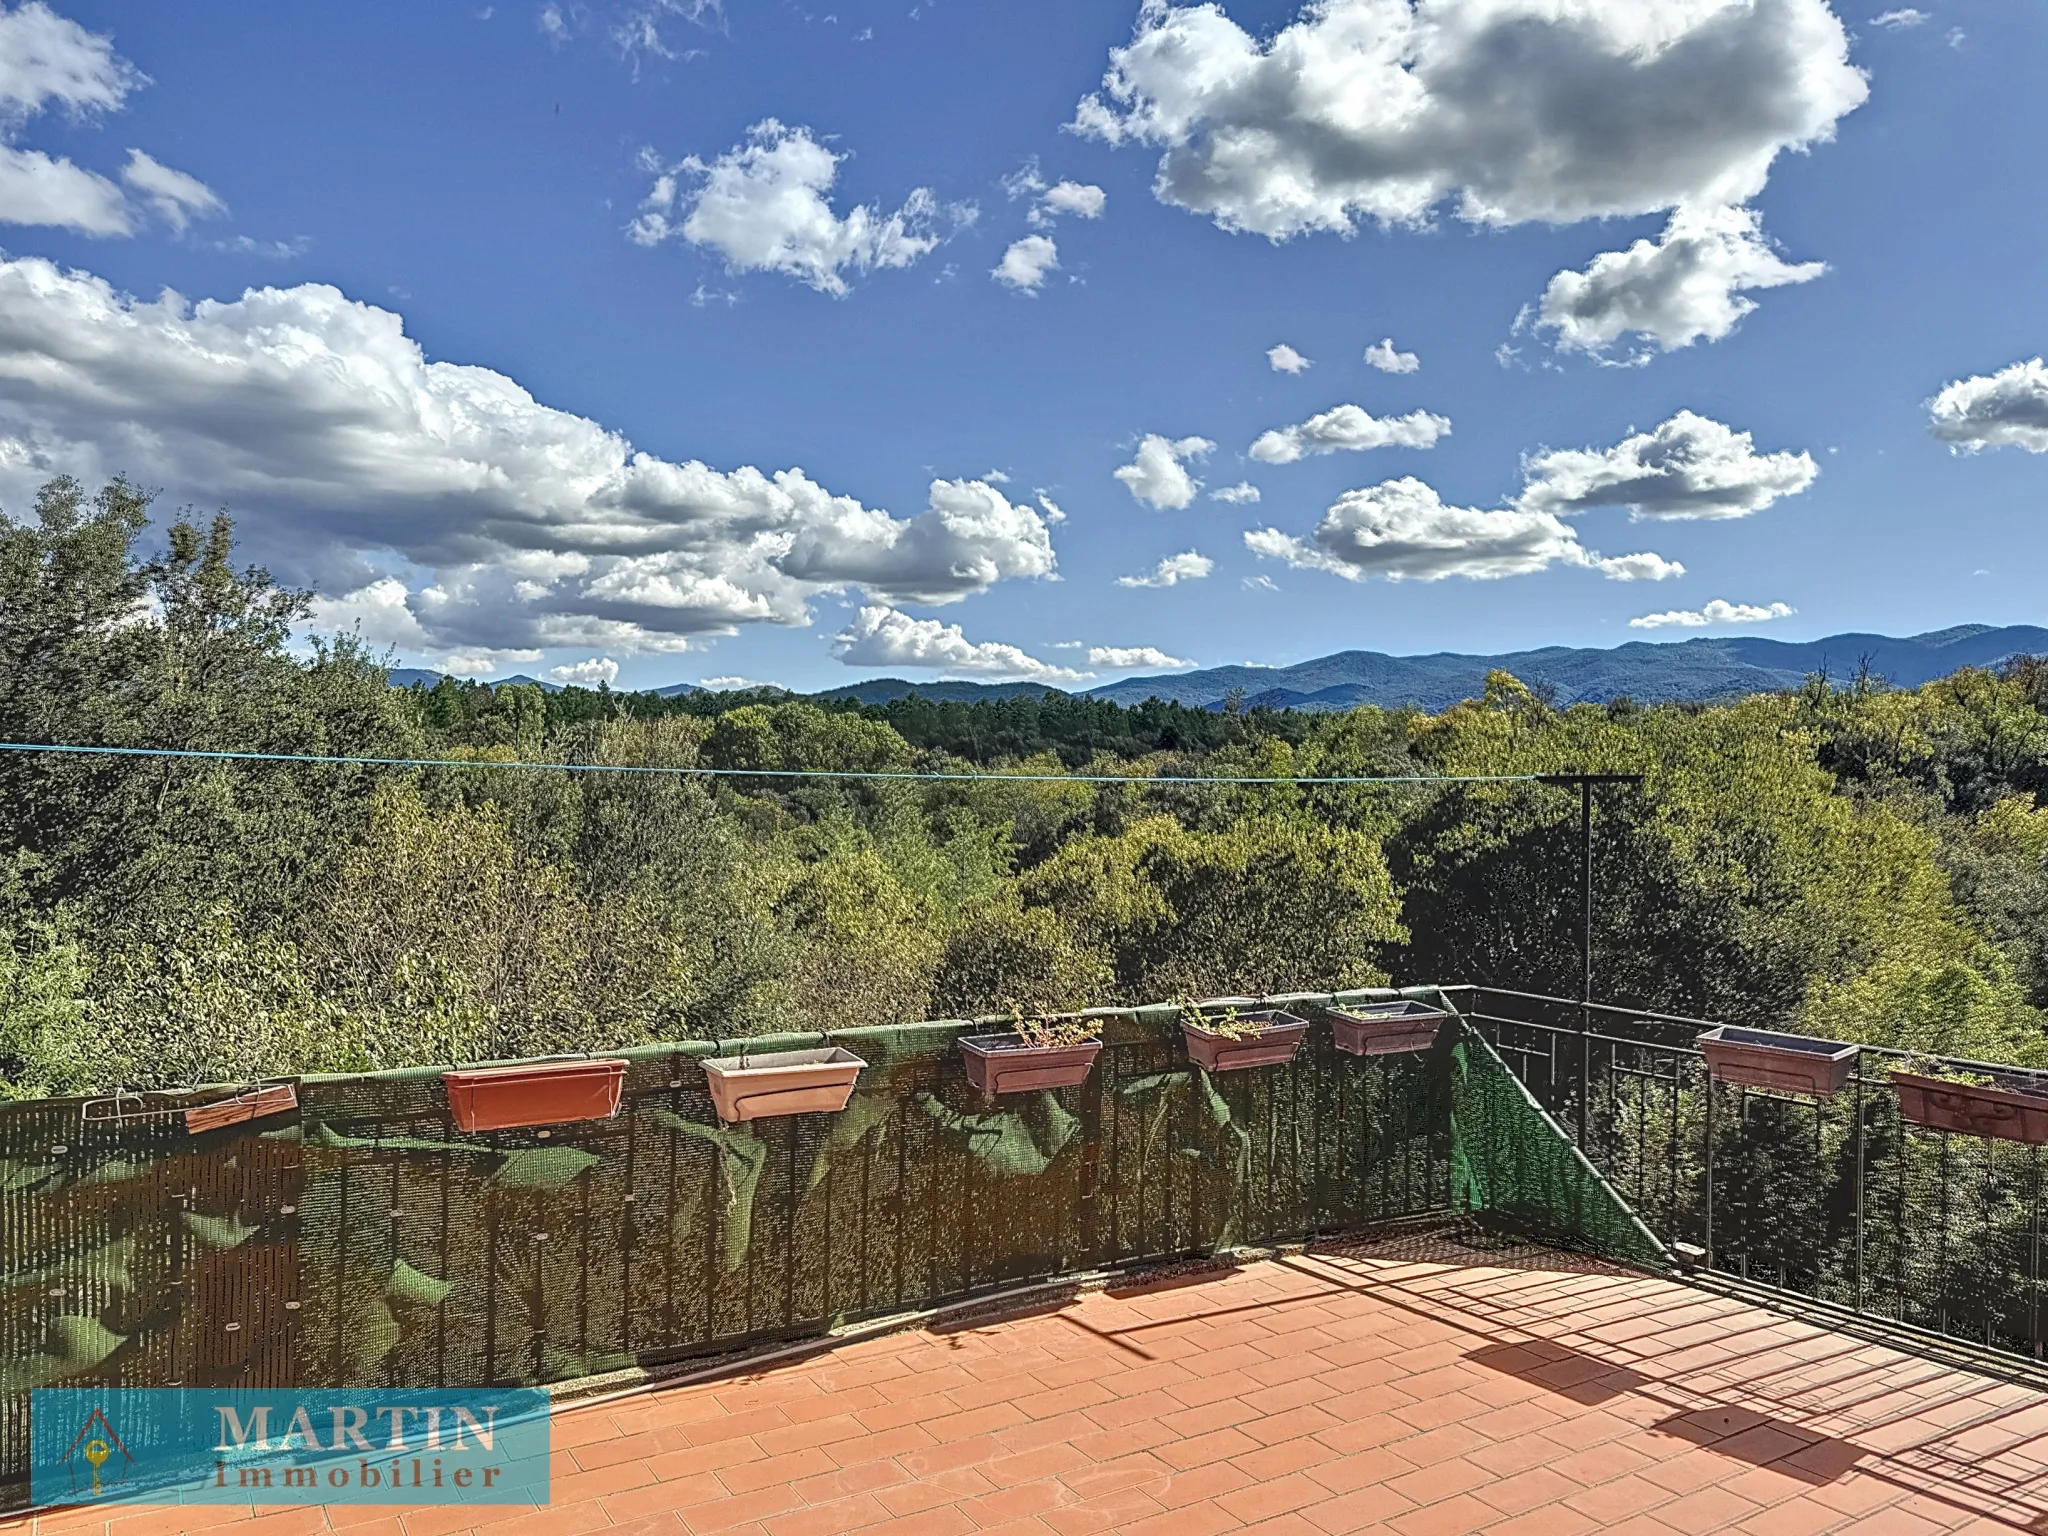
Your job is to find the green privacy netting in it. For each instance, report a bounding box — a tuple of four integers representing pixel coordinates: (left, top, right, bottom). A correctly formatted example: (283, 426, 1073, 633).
(1446, 1016, 1669, 1269)
(0, 986, 1669, 1492)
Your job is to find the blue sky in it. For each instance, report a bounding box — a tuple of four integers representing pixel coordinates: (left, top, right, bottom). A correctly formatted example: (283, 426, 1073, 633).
(1, 0, 2044, 692)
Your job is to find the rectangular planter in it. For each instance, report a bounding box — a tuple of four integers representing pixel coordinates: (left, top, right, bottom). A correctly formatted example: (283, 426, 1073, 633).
(443, 1058, 628, 1132)
(1696, 1026, 1856, 1098)
(1330, 1000, 1448, 1057)
(959, 1033, 1103, 1098)
(702, 1047, 867, 1123)
(1893, 1072, 2048, 1145)
(1181, 1010, 1308, 1073)
(184, 1082, 298, 1135)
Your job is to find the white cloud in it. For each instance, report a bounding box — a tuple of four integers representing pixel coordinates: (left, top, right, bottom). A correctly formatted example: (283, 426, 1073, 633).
(549, 656, 620, 685)
(1088, 645, 1194, 670)
(1073, 0, 1866, 239)
(0, 4, 219, 238)
(1267, 343, 1310, 373)
(1006, 161, 1109, 228)
(1209, 481, 1260, 504)
(1249, 404, 1450, 465)
(992, 234, 1059, 291)
(1518, 411, 1817, 520)
(1928, 358, 2048, 453)
(1593, 551, 1685, 581)
(1038, 180, 1106, 221)
(631, 120, 961, 295)
(1246, 478, 1590, 583)
(1630, 599, 1795, 629)
(699, 675, 777, 689)
(1870, 9, 1929, 29)
(1114, 433, 1213, 509)
(119, 148, 224, 231)
(1537, 204, 1825, 355)
(1116, 549, 1213, 587)
(0, 255, 1059, 659)
(440, 647, 544, 678)
(0, 1, 138, 117)
(834, 604, 1091, 682)
(306, 577, 432, 649)
(1364, 338, 1418, 374)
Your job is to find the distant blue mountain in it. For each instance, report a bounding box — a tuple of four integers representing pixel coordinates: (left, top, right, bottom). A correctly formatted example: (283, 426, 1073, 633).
(384, 626, 2048, 713)
(385, 668, 562, 692)
(812, 678, 1070, 704)
(1080, 625, 2048, 713)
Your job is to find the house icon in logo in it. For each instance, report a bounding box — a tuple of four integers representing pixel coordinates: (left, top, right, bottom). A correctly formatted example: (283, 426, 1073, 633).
(58, 1407, 132, 1498)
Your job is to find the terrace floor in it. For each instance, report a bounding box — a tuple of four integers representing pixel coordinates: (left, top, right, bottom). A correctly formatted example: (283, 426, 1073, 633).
(15, 1228, 2048, 1536)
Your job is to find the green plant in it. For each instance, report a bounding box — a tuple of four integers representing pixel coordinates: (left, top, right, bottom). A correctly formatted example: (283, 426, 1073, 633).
(1181, 1002, 1265, 1042)
(1005, 1004, 1102, 1050)
(1888, 1057, 1994, 1089)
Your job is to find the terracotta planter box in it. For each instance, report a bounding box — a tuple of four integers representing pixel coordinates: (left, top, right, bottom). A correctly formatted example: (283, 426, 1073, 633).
(1696, 1026, 1855, 1098)
(1893, 1072, 2048, 1145)
(184, 1082, 298, 1135)
(702, 1047, 867, 1123)
(1330, 1000, 1447, 1058)
(1181, 1010, 1308, 1073)
(443, 1059, 627, 1132)
(959, 1033, 1103, 1098)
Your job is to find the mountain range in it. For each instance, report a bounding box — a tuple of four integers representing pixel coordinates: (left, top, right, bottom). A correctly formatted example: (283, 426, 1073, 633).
(389, 625, 2048, 714)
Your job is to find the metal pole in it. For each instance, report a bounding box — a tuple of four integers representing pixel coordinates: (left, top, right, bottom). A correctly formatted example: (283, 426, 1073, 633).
(1580, 776, 1593, 1149)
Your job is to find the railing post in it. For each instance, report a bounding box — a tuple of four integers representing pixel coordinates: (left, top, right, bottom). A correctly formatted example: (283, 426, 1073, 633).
(1579, 776, 1592, 1150)
(1853, 1047, 1866, 1318)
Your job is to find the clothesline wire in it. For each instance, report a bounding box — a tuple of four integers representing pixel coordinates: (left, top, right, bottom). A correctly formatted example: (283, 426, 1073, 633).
(0, 740, 1544, 787)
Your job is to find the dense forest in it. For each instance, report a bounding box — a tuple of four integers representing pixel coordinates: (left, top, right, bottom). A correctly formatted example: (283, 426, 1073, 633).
(2, 479, 2045, 1096)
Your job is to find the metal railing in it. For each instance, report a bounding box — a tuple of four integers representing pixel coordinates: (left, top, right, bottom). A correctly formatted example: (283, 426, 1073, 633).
(1464, 987, 2048, 1360)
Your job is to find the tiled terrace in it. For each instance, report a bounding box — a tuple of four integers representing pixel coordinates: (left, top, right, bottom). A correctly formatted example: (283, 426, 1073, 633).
(14, 1231, 2048, 1536)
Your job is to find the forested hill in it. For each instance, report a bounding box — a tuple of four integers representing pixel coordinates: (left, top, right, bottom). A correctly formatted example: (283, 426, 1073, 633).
(1081, 626, 2048, 712)
(407, 626, 2048, 712)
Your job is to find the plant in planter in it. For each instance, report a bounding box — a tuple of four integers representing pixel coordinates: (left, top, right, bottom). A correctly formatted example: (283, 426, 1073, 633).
(1695, 1026, 1857, 1098)
(701, 1047, 867, 1123)
(1329, 999, 1448, 1058)
(958, 1009, 1105, 1099)
(1179, 1001, 1308, 1073)
(1889, 1058, 2048, 1145)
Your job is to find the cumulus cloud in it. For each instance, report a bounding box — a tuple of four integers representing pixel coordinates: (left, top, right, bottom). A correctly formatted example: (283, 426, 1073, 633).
(1870, 9, 1929, 29)
(1245, 479, 1590, 582)
(1114, 433, 1213, 509)
(834, 604, 1090, 682)
(1005, 160, 1108, 228)
(1267, 343, 1310, 373)
(1209, 481, 1260, 504)
(1593, 551, 1685, 582)
(1088, 644, 1194, 669)
(1928, 358, 2048, 453)
(0, 256, 1059, 659)
(0, 2, 220, 237)
(631, 120, 963, 295)
(992, 233, 1059, 290)
(1116, 549, 1213, 587)
(549, 656, 620, 685)
(1630, 599, 1795, 629)
(1520, 411, 1817, 520)
(1073, 0, 1866, 239)
(1537, 204, 1825, 354)
(699, 675, 780, 690)
(1249, 404, 1450, 465)
(1365, 338, 1418, 374)
(1037, 180, 1106, 222)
